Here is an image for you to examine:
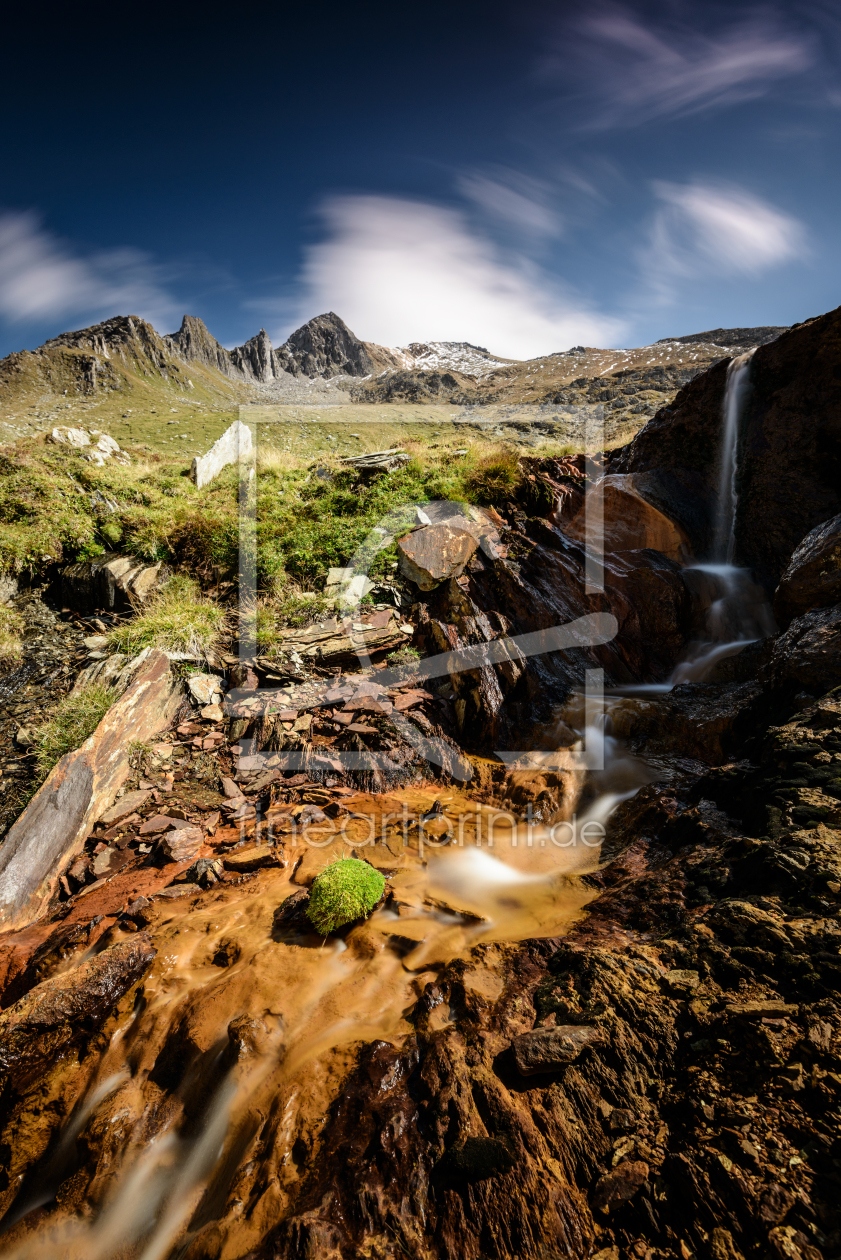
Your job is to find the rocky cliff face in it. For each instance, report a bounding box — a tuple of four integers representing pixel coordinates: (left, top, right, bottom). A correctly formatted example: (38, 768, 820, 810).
(164, 314, 237, 377)
(0, 314, 202, 405)
(166, 311, 374, 383)
(613, 305, 841, 591)
(276, 310, 373, 379)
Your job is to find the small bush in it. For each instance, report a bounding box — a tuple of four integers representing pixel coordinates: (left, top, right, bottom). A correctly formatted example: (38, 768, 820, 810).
(463, 449, 521, 504)
(306, 857, 385, 935)
(34, 683, 118, 781)
(106, 575, 227, 661)
(387, 645, 421, 667)
(0, 606, 24, 665)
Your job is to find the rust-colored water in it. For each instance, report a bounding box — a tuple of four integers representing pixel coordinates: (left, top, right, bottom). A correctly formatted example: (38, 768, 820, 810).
(0, 786, 603, 1260)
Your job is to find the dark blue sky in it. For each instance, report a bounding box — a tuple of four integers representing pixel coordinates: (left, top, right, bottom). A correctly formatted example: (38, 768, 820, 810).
(1, 0, 839, 358)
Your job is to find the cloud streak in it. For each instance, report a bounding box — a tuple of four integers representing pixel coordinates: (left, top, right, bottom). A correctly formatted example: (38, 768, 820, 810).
(456, 170, 563, 239)
(643, 180, 808, 297)
(0, 211, 177, 329)
(293, 195, 625, 359)
(559, 5, 815, 127)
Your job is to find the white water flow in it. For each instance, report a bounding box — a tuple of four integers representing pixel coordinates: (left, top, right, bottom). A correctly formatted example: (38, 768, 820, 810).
(612, 347, 775, 696)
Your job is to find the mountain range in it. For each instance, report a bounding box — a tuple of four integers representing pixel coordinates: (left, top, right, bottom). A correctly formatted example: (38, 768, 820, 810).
(0, 310, 790, 449)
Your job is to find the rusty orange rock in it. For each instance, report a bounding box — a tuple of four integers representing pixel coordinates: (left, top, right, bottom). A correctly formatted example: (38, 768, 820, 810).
(0, 650, 181, 932)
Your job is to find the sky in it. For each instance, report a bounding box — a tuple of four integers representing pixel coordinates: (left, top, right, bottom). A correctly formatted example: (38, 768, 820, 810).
(0, 0, 839, 360)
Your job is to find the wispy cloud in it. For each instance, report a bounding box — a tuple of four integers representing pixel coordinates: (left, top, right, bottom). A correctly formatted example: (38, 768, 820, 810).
(456, 169, 563, 239)
(0, 211, 177, 329)
(292, 195, 625, 358)
(557, 5, 815, 127)
(643, 180, 808, 297)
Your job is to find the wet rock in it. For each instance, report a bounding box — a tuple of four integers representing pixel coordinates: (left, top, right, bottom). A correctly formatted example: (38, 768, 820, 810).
(564, 473, 692, 564)
(613, 305, 841, 588)
(398, 521, 480, 591)
(774, 512, 841, 625)
(184, 857, 223, 888)
(223, 846, 278, 873)
(272, 888, 311, 932)
(770, 602, 841, 693)
(191, 418, 252, 489)
(0, 935, 155, 1081)
(158, 826, 203, 863)
(512, 1023, 602, 1074)
(0, 650, 181, 931)
(590, 1160, 649, 1214)
(227, 1013, 270, 1060)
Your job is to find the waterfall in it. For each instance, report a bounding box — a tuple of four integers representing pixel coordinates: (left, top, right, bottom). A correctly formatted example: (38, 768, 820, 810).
(715, 348, 755, 563)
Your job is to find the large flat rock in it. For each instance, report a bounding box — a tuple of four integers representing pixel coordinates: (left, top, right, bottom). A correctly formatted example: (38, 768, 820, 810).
(0, 650, 181, 932)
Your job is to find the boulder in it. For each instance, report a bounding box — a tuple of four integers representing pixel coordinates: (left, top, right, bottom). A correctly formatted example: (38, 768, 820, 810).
(512, 1024, 602, 1075)
(590, 1161, 649, 1215)
(770, 602, 841, 694)
(564, 474, 692, 564)
(48, 425, 92, 448)
(158, 826, 203, 863)
(0, 650, 181, 931)
(774, 513, 841, 626)
(339, 448, 410, 473)
(191, 419, 252, 489)
(47, 426, 125, 466)
(398, 522, 480, 591)
(61, 553, 165, 610)
(98, 789, 153, 825)
(187, 672, 224, 706)
(0, 936, 155, 1081)
(223, 845, 278, 873)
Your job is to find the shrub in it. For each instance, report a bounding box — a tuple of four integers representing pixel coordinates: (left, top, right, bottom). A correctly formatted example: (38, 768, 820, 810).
(463, 449, 521, 504)
(306, 857, 385, 935)
(34, 683, 118, 781)
(106, 574, 227, 661)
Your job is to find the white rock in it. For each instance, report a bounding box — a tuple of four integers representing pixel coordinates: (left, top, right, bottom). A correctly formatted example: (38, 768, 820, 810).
(49, 426, 91, 448)
(187, 673, 224, 706)
(191, 420, 253, 490)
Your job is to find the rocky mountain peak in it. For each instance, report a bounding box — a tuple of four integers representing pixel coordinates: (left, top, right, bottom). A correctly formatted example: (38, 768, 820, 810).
(165, 315, 234, 377)
(278, 311, 373, 379)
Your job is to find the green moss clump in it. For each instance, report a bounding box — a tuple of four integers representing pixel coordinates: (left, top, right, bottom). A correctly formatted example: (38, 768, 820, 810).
(306, 857, 385, 935)
(34, 683, 119, 781)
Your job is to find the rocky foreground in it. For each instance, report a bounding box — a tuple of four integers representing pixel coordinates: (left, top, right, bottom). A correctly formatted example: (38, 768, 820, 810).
(0, 309, 836, 1259)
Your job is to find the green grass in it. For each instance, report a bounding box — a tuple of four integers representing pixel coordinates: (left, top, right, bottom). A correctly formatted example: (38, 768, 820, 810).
(306, 857, 386, 935)
(0, 606, 24, 665)
(106, 574, 228, 660)
(34, 683, 118, 781)
(0, 427, 567, 620)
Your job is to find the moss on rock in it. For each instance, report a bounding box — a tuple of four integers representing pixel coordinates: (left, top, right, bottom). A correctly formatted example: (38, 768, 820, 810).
(306, 857, 385, 936)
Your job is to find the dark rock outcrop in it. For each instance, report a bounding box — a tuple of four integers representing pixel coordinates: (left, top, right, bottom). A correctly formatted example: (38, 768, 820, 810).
(276, 311, 372, 379)
(168, 311, 373, 382)
(613, 306, 841, 590)
(656, 326, 789, 350)
(774, 513, 841, 626)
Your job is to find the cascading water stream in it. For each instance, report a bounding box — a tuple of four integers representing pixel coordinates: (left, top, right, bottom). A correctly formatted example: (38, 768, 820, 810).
(715, 349, 755, 564)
